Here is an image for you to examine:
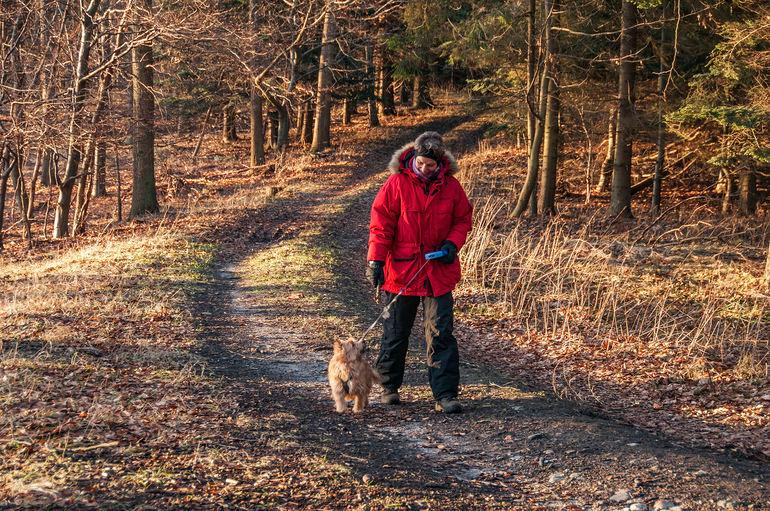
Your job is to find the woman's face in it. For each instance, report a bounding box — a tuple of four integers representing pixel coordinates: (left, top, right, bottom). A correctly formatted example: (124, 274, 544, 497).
(415, 156, 439, 176)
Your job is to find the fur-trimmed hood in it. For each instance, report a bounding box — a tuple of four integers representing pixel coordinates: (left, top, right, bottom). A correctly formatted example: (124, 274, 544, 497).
(387, 143, 459, 176)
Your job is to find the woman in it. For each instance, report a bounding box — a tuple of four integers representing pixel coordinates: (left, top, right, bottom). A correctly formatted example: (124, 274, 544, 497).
(366, 131, 473, 413)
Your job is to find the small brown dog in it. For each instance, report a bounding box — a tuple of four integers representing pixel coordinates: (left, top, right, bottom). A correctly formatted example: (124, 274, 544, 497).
(327, 339, 380, 413)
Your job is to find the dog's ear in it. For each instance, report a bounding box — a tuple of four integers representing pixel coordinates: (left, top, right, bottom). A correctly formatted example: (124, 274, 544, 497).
(332, 339, 342, 352)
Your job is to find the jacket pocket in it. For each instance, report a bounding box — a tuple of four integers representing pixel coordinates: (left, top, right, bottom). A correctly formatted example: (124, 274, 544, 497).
(392, 243, 418, 261)
(387, 243, 420, 285)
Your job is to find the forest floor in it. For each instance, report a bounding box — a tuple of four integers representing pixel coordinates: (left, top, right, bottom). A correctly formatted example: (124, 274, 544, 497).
(1, 93, 769, 509)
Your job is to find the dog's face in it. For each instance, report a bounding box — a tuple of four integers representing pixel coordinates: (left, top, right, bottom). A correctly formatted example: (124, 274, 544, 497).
(334, 339, 366, 362)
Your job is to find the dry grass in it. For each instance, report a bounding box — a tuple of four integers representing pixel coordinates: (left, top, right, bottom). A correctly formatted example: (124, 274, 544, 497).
(0, 230, 227, 504)
(454, 131, 769, 457)
(461, 209, 768, 379)
(457, 138, 769, 383)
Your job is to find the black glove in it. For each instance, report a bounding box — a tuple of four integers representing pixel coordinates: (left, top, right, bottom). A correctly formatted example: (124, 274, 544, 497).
(437, 241, 457, 264)
(366, 260, 385, 288)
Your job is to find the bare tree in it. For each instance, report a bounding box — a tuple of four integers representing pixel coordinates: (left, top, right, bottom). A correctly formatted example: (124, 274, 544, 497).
(311, 2, 336, 153)
(129, 0, 159, 218)
(53, 0, 101, 238)
(513, 59, 549, 217)
(595, 109, 616, 193)
(92, 142, 107, 197)
(538, 0, 560, 215)
(609, 0, 638, 218)
(526, 0, 537, 151)
(738, 166, 757, 215)
(222, 100, 237, 142)
(651, 4, 669, 214)
(365, 43, 380, 127)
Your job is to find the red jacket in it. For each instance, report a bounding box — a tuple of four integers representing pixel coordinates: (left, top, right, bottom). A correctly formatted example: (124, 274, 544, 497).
(368, 144, 473, 297)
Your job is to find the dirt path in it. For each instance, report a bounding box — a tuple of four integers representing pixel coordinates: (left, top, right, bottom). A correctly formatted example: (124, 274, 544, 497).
(192, 107, 769, 510)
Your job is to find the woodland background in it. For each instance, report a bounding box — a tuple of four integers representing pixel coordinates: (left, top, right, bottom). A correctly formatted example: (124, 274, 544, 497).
(1, 0, 769, 505)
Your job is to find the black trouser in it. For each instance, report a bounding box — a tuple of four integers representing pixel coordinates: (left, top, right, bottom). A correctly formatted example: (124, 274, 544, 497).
(376, 291, 460, 400)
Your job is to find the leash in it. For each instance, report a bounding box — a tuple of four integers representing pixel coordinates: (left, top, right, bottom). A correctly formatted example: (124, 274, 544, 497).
(357, 250, 446, 347)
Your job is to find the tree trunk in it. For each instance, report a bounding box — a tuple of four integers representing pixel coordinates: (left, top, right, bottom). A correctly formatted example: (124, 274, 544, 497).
(74, 59, 115, 233)
(513, 62, 549, 217)
(92, 142, 107, 196)
(365, 44, 380, 127)
(53, 0, 100, 238)
(297, 102, 305, 140)
(738, 167, 757, 215)
(399, 80, 410, 105)
(267, 110, 279, 149)
(72, 143, 95, 234)
(311, 3, 336, 153)
(609, 0, 638, 218)
(596, 109, 616, 192)
(9, 150, 33, 242)
(302, 101, 314, 144)
(37, 0, 56, 188)
(222, 102, 237, 142)
(0, 152, 11, 251)
(343, 98, 356, 125)
(28, 151, 41, 218)
(411, 74, 432, 109)
(248, 0, 265, 165)
(764, 242, 770, 291)
(39, 148, 54, 187)
(276, 103, 290, 150)
(114, 144, 123, 222)
(129, 0, 159, 218)
(249, 86, 265, 166)
(10, 157, 30, 218)
(721, 168, 733, 214)
(526, 0, 537, 151)
(652, 14, 668, 215)
(377, 45, 395, 117)
(0, 174, 10, 250)
(538, 0, 560, 216)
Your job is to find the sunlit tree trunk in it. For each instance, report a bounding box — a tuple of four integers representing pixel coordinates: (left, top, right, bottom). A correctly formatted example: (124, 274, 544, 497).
(92, 142, 107, 197)
(596, 110, 616, 193)
(53, 0, 100, 238)
(377, 42, 395, 117)
(411, 74, 432, 109)
(302, 100, 314, 144)
(129, 0, 159, 218)
(222, 101, 237, 142)
(249, 88, 265, 166)
(342, 98, 353, 125)
(764, 243, 770, 290)
(74, 58, 115, 234)
(513, 64, 549, 217)
(609, 0, 638, 218)
(311, 3, 336, 153)
(399, 80, 410, 105)
(526, 0, 537, 151)
(538, 0, 560, 216)
(652, 11, 668, 215)
(0, 145, 13, 252)
(276, 103, 290, 149)
(365, 44, 380, 127)
(249, 0, 265, 166)
(738, 167, 757, 215)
